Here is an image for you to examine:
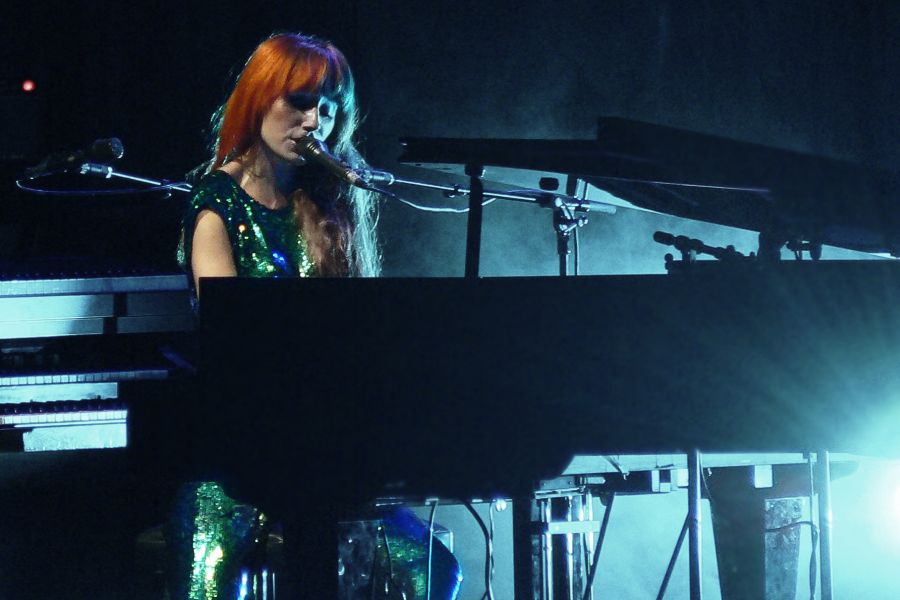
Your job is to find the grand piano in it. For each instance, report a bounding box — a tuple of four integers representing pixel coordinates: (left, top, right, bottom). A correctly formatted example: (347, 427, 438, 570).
(181, 119, 900, 599)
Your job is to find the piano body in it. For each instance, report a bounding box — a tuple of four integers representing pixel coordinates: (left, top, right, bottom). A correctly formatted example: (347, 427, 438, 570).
(197, 265, 900, 501)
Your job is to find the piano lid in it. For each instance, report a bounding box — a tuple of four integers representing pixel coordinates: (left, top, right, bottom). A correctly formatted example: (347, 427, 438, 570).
(399, 117, 900, 256)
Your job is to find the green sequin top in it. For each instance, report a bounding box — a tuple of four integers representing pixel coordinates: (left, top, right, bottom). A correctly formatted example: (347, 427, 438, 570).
(178, 170, 316, 286)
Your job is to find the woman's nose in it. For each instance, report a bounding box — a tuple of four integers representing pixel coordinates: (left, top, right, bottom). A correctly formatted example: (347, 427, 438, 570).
(302, 107, 320, 133)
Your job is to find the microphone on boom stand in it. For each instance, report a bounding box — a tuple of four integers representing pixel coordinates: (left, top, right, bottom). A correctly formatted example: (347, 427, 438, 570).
(23, 138, 124, 180)
(654, 230, 747, 262)
(295, 137, 394, 188)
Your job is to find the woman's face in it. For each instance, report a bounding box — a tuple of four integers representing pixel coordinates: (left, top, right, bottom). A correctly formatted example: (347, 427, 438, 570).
(259, 91, 339, 164)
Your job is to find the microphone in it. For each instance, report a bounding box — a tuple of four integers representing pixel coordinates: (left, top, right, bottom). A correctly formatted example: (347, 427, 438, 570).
(23, 138, 124, 180)
(654, 231, 746, 262)
(296, 138, 394, 188)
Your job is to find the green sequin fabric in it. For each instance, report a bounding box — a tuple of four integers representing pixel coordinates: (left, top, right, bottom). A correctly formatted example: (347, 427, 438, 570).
(166, 482, 268, 600)
(178, 170, 316, 284)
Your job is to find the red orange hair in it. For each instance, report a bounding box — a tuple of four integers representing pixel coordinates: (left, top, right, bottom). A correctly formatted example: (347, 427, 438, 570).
(212, 33, 358, 170)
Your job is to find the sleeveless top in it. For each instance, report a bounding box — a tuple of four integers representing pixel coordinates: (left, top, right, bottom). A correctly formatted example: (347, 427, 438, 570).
(178, 170, 317, 286)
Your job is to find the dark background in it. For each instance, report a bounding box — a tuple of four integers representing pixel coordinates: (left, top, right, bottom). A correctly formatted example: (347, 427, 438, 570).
(2, 0, 897, 276)
(2, 2, 900, 598)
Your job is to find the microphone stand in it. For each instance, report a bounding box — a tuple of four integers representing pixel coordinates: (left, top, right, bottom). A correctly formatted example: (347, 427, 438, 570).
(386, 175, 616, 277)
(464, 164, 484, 279)
(81, 162, 614, 277)
(79, 163, 193, 193)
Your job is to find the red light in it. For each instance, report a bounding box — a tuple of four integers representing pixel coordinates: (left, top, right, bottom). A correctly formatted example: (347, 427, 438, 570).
(22, 80, 36, 92)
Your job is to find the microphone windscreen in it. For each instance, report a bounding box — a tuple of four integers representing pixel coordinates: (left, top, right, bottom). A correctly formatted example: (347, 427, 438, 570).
(653, 231, 675, 245)
(91, 138, 124, 161)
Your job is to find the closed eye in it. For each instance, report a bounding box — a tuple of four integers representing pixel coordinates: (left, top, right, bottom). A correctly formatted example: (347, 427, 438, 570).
(286, 92, 318, 111)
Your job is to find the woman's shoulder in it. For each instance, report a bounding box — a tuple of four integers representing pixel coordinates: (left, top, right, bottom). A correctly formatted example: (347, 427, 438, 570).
(194, 169, 238, 195)
(190, 169, 245, 212)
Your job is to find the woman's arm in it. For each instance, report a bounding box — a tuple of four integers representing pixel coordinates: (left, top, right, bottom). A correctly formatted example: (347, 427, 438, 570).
(191, 208, 237, 293)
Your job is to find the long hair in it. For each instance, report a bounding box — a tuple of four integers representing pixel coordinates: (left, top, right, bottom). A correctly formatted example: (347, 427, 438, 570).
(206, 32, 380, 277)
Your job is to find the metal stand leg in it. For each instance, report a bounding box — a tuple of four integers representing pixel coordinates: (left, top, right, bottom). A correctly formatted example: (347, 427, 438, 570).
(547, 495, 580, 600)
(542, 498, 554, 600)
(581, 491, 595, 600)
(581, 493, 614, 600)
(657, 514, 689, 600)
(816, 450, 834, 600)
(565, 497, 575, 600)
(688, 449, 703, 600)
(464, 163, 484, 279)
(513, 496, 539, 600)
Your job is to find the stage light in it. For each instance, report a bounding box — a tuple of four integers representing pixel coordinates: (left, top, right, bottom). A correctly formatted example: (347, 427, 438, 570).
(21, 79, 36, 92)
(892, 482, 900, 520)
(865, 460, 900, 547)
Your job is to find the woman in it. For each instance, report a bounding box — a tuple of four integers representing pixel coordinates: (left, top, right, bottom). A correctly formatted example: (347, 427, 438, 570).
(179, 32, 380, 292)
(171, 33, 458, 600)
